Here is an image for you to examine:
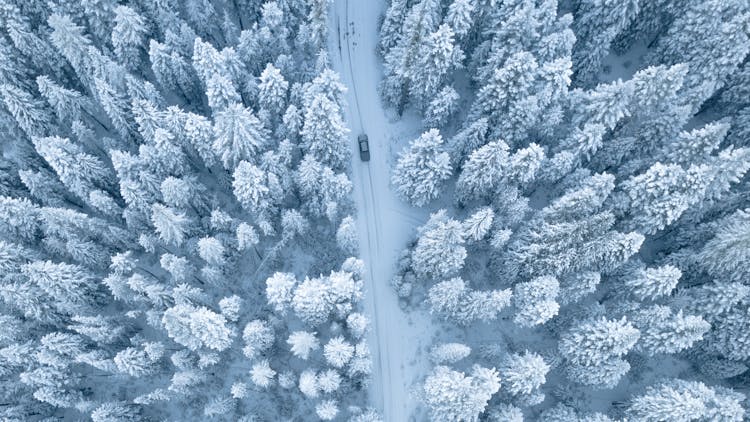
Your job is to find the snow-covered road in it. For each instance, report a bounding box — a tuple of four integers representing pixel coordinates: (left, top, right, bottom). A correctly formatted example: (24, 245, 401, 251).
(328, 1, 436, 420)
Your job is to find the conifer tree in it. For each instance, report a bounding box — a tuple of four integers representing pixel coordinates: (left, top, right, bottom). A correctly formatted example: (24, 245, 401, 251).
(392, 129, 452, 207)
(512, 276, 560, 327)
(32, 136, 111, 199)
(265, 272, 297, 315)
(381, 0, 441, 109)
(0, 84, 54, 138)
(149, 40, 198, 98)
(559, 317, 640, 366)
(205, 73, 241, 111)
(631, 306, 710, 356)
(412, 211, 466, 279)
(336, 216, 359, 254)
(625, 265, 681, 301)
(462, 207, 494, 242)
(566, 356, 631, 389)
(500, 351, 549, 396)
(20, 261, 99, 318)
(446, 0, 475, 39)
(427, 277, 512, 325)
(151, 203, 191, 247)
(471, 52, 543, 144)
(422, 365, 500, 422)
(300, 94, 349, 169)
(162, 304, 235, 351)
(456, 140, 510, 203)
(649, 0, 750, 108)
(424, 85, 460, 128)
(47, 14, 95, 87)
(659, 121, 729, 168)
(456, 140, 544, 203)
(295, 154, 352, 219)
(212, 103, 268, 169)
(697, 209, 750, 283)
(445, 117, 489, 165)
(91, 402, 144, 421)
(430, 343, 471, 364)
(379, 0, 408, 54)
(324, 336, 354, 368)
(617, 162, 711, 234)
(628, 379, 745, 422)
(114, 346, 159, 377)
(242, 319, 274, 359)
(292, 276, 333, 327)
(409, 24, 463, 109)
(232, 160, 280, 220)
(36, 76, 88, 124)
(94, 77, 136, 141)
(111, 6, 148, 70)
(288, 330, 319, 360)
(258, 63, 288, 115)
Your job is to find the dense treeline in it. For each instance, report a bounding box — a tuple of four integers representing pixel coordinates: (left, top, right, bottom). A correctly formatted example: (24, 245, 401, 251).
(0, 0, 379, 420)
(381, 0, 750, 420)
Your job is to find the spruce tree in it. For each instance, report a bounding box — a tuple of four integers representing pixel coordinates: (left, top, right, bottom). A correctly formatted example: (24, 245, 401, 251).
(422, 365, 500, 422)
(392, 129, 452, 207)
(212, 103, 267, 169)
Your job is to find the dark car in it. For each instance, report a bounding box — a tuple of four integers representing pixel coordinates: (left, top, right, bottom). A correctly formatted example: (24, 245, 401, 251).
(358, 133, 370, 161)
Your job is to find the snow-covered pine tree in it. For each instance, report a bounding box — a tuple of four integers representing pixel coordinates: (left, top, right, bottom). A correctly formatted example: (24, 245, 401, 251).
(500, 351, 549, 397)
(427, 277, 512, 325)
(392, 129, 452, 207)
(411, 211, 466, 279)
(422, 364, 500, 421)
(628, 379, 745, 422)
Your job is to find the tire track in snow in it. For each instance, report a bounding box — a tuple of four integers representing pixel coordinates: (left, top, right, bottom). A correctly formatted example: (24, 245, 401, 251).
(329, 1, 436, 419)
(337, 0, 391, 414)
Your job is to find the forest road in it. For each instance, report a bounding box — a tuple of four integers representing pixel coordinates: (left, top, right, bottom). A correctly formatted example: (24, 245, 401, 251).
(328, 1, 435, 421)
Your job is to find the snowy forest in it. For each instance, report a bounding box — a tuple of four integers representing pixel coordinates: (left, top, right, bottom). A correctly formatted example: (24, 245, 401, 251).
(0, 0, 748, 421)
(382, 0, 750, 420)
(0, 0, 375, 420)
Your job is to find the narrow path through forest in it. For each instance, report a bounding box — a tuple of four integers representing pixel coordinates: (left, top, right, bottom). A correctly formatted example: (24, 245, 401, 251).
(328, 1, 436, 420)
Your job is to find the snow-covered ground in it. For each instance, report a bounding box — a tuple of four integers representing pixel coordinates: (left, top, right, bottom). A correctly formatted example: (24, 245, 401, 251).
(328, 1, 438, 420)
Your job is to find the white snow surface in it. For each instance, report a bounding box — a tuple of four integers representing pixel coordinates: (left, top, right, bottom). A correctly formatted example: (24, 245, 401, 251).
(328, 1, 438, 420)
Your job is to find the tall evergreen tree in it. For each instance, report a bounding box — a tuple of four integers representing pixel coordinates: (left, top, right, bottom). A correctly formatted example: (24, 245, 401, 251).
(628, 379, 745, 422)
(212, 103, 267, 169)
(0, 84, 54, 137)
(300, 94, 349, 169)
(423, 364, 500, 422)
(392, 129, 452, 207)
(649, 0, 750, 108)
(616, 162, 712, 234)
(32, 136, 111, 199)
(111, 6, 148, 70)
(408, 24, 463, 109)
(412, 211, 466, 279)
